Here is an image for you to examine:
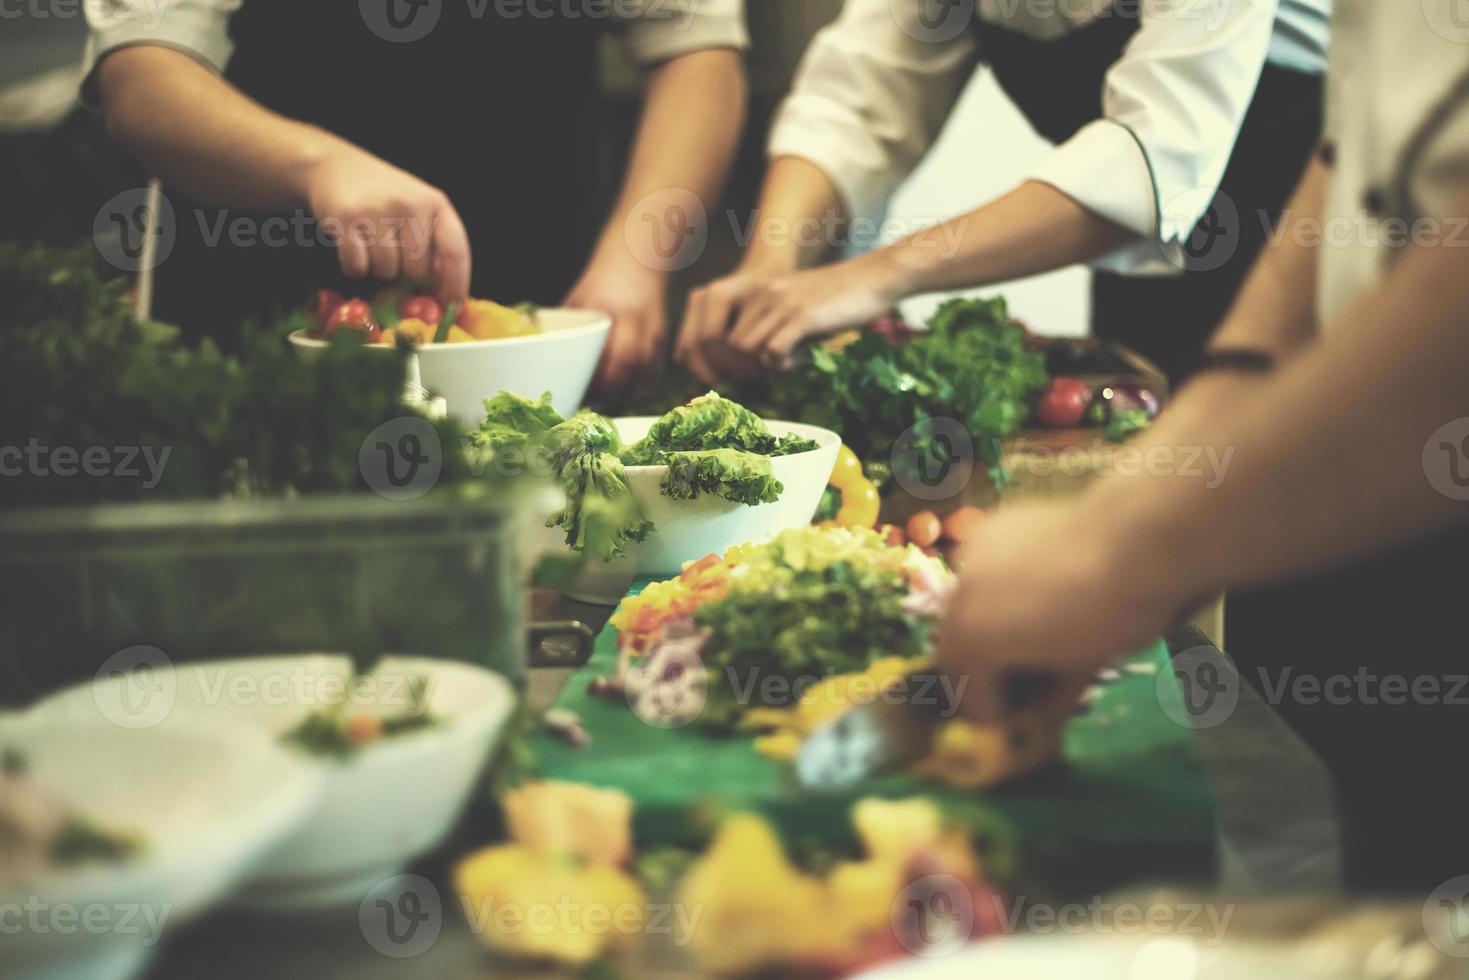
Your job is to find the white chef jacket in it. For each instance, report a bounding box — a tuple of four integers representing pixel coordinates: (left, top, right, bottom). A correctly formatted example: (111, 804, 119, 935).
(1317, 0, 1469, 326)
(80, 0, 748, 105)
(770, 0, 1332, 274)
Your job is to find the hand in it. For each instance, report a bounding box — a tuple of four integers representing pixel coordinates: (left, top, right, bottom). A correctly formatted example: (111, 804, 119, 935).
(566, 261, 669, 401)
(934, 500, 1190, 726)
(302, 144, 472, 304)
(677, 250, 905, 384)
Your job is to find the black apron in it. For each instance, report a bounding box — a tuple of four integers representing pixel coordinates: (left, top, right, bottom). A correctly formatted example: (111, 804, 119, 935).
(152, 0, 603, 342)
(979, 7, 1323, 382)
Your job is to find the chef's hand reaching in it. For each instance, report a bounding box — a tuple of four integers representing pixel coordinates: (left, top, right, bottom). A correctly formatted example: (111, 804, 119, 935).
(677, 250, 905, 384)
(301, 144, 472, 305)
(569, 257, 669, 401)
(935, 500, 1190, 726)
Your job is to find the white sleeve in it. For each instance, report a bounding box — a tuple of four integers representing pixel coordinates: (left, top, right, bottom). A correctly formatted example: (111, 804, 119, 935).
(81, 0, 241, 107)
(618, 0, 750, 67)
(766, 0, 980, 221)
(1028, 0, 1280, 273)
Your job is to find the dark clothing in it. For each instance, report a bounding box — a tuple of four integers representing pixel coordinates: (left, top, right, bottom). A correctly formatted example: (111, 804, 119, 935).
(980, 11, 1324, 382)
(152, 0, 604, 343)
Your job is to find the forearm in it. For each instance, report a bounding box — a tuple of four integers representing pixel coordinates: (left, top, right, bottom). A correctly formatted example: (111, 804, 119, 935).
(1091, 225, 1469, 602)
(96, 45, 342, 211)
(1206, 159, 1328, 356)
(595, 50, 746, 275)
(742, 156, 845, 273)
(876, 181, 1135, 296)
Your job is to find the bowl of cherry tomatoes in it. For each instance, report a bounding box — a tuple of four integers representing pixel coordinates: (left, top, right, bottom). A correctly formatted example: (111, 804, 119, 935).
(288, 287, 610, 424)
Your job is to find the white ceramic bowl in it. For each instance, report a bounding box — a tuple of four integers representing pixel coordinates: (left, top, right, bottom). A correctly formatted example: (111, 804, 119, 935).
(555, 418, 841, 597)
(32, 655, 517, 911)
(288, 307, 611, 424)
(0, 716, 318, 980)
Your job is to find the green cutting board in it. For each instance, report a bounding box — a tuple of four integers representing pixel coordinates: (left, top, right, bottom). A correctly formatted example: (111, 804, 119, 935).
(525, 583, 1218, 894)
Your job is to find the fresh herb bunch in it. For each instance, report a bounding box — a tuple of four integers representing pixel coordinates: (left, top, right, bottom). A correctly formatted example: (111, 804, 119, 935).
(621, 299, 1047, 489)
(0, 241, 473, 507)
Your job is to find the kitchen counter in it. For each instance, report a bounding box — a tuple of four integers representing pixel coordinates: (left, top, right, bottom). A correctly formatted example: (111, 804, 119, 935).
(138, 608, 1341, 979)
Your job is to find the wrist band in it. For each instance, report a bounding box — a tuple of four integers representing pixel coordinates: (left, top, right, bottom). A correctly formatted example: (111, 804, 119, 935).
(1178, 348, 1276, 388)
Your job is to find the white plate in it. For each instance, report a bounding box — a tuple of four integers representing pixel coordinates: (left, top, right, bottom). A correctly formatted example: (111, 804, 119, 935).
(31, 655, 516, 911)
(0, 716, 318, 980)
(289, 307, 611, 424)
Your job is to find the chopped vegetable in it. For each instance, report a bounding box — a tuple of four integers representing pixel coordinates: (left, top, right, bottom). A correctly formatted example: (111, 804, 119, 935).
(281, 675, 437, 758)
(622, 391, 816, 464)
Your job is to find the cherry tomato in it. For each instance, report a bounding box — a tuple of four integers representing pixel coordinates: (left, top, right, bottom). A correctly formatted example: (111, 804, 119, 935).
(399, 295, 444, 326)
(304, 289, 344, 330)
(1035, 377, 1093, 427)
(323, 299, 381, 342)
(906, 510, 942, 548)
(828, 444, 865, 490)
(880, 524, 906, 548)
(941, 506, 986, 543)
(346, 714, 383, 745)
(835, 479, 881, 529)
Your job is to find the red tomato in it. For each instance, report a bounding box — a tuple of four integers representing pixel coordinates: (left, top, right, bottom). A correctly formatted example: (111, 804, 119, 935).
(304, 289, 344, 330)
(880, 524, 906, 548)
(1035, 377, 1093, 427)
(906, 510, 942, 548)
(399, 295, 444, 326)
(323, 299, 381, 342)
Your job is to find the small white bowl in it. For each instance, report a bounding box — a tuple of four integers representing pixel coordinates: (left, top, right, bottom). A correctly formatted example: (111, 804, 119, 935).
(554, 418, 841, 599)
(0, 716, 318, 980)
(32, 655, 516, 911)
(289, 307, 611, 425)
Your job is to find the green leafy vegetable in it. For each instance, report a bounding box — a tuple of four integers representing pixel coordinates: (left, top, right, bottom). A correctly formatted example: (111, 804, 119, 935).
(472, 391, 565, 453)
(660, 449, 783, 505)
(1104, 408, 1152, 443)
(623, 392, 817, 464)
